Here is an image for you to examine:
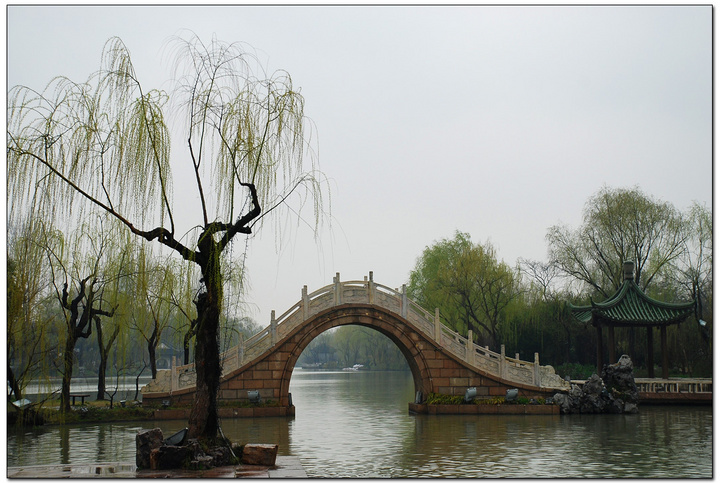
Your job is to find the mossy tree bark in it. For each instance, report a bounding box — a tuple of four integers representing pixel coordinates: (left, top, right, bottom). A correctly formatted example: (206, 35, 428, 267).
(187, 236, 223, 440)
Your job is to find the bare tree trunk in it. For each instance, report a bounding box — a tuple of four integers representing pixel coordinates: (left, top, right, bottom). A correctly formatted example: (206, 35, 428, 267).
(8, 363, 22, 401)
(134, 362, 147, 401)
(95, 319, 120, 401)
(148, 343, 158, 379)
(60, 336, 75, 413)
(183, 330, 193, 365)
(97, 356, 107, 401)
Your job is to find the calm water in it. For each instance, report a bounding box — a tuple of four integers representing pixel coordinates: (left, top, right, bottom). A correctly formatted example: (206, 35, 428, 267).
(7, 370, 713, 477)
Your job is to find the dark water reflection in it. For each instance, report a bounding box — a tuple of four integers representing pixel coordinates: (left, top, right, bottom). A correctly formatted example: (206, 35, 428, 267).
(7, 370, 712, 477)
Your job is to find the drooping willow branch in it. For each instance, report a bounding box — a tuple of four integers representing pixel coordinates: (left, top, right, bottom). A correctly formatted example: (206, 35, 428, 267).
(9, 146, 198, 264)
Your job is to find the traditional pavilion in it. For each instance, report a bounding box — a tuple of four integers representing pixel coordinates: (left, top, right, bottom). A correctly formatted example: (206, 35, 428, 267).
(569, 261, 695, 379)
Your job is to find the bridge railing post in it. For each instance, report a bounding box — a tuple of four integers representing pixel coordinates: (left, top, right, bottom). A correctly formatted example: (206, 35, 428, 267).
(368, 271, 375, 304)
(271, 310, 277, 346)
(466, 330, 474, 363)
(334, 272, 341, 305)
(434, 308, 441, 343)
(238, 334, 244, 367)
(302, 285, 309, 320)
(401, 284, 408, 319)
(534, 352, 540, 386)
(171, 356, 177, 393)
(500, 344, 507, 379)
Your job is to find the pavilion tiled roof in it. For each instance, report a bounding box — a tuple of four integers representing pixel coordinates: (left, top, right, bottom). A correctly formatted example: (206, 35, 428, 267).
(570, 279, 695, 327)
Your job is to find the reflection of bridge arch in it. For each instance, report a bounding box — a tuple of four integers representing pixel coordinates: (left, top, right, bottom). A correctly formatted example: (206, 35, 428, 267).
(142, 273, 569, 408)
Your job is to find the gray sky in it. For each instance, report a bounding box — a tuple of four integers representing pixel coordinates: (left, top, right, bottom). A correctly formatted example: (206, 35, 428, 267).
(7, 5, 712, 325)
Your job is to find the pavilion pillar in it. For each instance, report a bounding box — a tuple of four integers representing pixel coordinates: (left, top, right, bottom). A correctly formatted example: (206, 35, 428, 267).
(646, 326, 655, 378)
(596, 325, 604, 375)
(660, 325, 669, 379)
(607, 325, 616, 365)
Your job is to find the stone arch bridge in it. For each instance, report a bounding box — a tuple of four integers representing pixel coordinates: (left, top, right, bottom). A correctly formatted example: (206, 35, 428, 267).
(142, 273, 570, 411)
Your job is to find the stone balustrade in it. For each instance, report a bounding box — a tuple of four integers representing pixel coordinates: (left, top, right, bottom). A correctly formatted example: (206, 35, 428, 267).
(143, 272, 569, 396)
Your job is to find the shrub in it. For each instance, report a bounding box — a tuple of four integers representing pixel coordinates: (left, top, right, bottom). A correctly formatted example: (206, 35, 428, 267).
(426, 393, 464, 405)
(555, 363, 595, 380)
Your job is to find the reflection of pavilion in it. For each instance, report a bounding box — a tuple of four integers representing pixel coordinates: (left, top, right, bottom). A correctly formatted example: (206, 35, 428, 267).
(570, 261, 695, 379)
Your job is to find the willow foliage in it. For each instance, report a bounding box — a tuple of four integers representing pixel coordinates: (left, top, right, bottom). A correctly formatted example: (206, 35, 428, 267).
(408, 231, 519, 349)
(7, 33, 326, 254)
(8, 38, 172, 231)
(547, 186, 686, 298)
(167, 33, 325, 238)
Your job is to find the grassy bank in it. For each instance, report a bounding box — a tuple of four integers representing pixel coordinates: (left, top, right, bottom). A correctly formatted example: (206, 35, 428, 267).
(426, 393, 549, 406)
(8, 400, 155, 427)
(8, 398, 285, 427)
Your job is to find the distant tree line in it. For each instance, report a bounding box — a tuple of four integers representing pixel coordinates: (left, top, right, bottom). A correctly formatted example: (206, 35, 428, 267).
(407, 187, 712, 379)
(7, 214, 264, 408)
(8, 183, 711, 419)
(297, 326, 408, 371)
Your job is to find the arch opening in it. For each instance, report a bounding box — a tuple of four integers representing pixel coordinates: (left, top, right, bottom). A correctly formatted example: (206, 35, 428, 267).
(297, 325, 411, 372)
(277, 306, 435, 408)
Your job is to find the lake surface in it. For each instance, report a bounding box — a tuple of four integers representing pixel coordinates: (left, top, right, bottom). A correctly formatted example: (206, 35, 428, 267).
(7, 370, 713, 477)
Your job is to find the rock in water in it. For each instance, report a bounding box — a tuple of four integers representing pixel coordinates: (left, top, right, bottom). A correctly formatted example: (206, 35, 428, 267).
(602, 354, 639, 405)
(241, 444, 279, 466)
(150, 445, 192, 470)
(553, 355, 639, 414)
(136, 428, 164, 469)
(580, 374, 610, 413)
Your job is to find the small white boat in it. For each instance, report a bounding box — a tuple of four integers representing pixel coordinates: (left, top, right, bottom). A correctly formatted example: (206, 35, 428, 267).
(342, 364, 364, 371)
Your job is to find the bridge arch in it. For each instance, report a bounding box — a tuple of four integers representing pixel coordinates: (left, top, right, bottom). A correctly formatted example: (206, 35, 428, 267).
(141, 273, 569, 409)
(278, 304, 434, 404)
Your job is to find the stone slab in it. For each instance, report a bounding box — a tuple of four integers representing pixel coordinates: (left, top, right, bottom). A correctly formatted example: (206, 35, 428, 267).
(241, 444, 278, 466)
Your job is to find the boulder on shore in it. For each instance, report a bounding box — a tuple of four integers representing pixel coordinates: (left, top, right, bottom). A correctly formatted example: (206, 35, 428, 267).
(552, 355, 639, 414)
(149, 445, 192, 470)
(136, 428, 239, 471)
(602, 354, 639, 406)
(241, 443, 279, 466)
(136, 428, 164, 469)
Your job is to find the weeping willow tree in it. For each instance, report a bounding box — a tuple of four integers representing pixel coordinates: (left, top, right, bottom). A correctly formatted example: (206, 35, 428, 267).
(546, 186, 686, 298)
(7, 34, 328, 440)
(408, 231, 519, 349)
(7, 216, 55, 402)
(91, 219, 134, 402)
(128, 245, 180, 380)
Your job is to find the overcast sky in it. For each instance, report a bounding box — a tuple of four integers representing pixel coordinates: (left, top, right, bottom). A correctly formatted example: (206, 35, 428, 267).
(7, 5, 712, 325)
